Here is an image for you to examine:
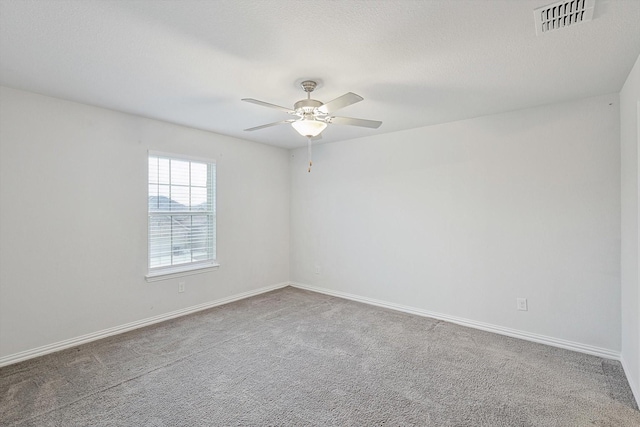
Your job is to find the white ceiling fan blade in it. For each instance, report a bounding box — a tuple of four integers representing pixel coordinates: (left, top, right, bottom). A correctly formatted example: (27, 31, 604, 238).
(328, 116, 382, 129)
(317, 92, 363, 114)
(244, 119, 295, 132)
(242, 98, 295, 114)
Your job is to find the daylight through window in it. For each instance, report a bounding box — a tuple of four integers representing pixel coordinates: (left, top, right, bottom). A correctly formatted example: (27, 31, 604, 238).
(148, 153, 216, 275)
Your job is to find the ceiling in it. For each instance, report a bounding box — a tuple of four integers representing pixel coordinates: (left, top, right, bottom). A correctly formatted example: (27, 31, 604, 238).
(0, 0, 639, 149)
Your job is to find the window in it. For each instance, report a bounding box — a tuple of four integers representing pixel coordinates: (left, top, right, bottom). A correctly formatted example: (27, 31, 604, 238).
(147, 152, 216, 277)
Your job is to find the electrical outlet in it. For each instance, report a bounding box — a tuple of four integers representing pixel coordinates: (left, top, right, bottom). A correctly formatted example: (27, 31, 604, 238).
(516, 298, 528, 311)
(178, 282, 185, 293)
(314, 265, 321, 275)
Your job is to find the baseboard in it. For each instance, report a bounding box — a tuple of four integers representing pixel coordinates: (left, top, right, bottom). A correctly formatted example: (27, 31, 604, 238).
(290, 282, 620, 360)
(0, 282, 289, 368)
(1, 281, 622, 368)
(621, 356, 640, 408)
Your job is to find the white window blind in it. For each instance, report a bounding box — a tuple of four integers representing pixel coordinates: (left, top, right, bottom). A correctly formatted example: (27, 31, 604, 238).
(148, 153, 216, 275)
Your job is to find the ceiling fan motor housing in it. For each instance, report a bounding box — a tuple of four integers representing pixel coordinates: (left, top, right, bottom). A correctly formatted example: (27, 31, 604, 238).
(294, 99, 323, 114)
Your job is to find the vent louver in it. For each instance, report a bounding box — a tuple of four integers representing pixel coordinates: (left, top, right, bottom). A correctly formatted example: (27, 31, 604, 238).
(534, 0, 595, 35)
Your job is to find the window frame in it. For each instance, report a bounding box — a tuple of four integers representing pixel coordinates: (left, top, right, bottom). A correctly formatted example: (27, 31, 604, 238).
(146, 151, 218, 281)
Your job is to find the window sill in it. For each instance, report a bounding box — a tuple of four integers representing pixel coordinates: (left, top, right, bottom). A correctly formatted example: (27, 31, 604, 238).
(145, 263, 220, 282)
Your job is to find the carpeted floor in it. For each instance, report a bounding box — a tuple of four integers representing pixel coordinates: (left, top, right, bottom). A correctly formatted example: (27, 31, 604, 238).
(1, 286, 638, 426)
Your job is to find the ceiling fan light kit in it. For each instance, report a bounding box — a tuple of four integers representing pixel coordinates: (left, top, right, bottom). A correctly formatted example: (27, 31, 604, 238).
(291, 119, 327, 137)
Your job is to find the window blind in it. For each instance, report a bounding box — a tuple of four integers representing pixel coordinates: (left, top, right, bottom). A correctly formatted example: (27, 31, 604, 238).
(148, 153, 216, 274)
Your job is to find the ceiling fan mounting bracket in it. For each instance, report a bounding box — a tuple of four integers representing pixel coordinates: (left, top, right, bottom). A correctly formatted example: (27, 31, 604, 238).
(300, 80, 318, 94)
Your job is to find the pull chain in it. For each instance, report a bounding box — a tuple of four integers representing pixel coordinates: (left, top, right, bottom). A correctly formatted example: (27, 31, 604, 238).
(307, 137, 313, 172)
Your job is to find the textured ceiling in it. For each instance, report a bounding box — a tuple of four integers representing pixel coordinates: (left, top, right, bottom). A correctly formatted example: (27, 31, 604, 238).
(1, 0, 639, 149)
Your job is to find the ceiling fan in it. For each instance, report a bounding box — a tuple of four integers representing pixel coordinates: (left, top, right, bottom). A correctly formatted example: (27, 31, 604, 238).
(242, 80, 382, 138)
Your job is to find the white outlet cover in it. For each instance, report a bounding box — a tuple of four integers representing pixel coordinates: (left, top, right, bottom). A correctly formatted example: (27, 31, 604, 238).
(517, 298, 528, 311)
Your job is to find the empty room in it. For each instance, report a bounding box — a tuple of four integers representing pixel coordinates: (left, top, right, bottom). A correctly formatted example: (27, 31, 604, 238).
(1, 0, 640, 425)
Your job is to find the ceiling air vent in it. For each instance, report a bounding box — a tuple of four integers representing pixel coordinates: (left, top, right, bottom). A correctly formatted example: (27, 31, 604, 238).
(534, 0, 595, 35)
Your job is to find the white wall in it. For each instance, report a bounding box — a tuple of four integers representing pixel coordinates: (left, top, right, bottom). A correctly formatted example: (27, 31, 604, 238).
(621, 53, 640, 404)
(290, 94, 621, 352)
(0, 82, 630, 377)
(0, 86, 290, 360)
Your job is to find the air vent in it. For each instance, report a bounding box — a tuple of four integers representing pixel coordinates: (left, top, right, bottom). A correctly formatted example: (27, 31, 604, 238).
(534, 0, 595, 35)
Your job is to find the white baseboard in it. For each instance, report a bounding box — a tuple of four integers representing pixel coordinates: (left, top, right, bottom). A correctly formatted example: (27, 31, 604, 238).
(0, 282, 289, 368)
(290, 282, 621, 360)
(621, 357, 640, 408)
(1, 281, 624, 369)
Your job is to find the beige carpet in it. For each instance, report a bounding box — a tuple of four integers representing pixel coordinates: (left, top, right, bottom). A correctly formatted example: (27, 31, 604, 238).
(1, 286, 638, 426)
